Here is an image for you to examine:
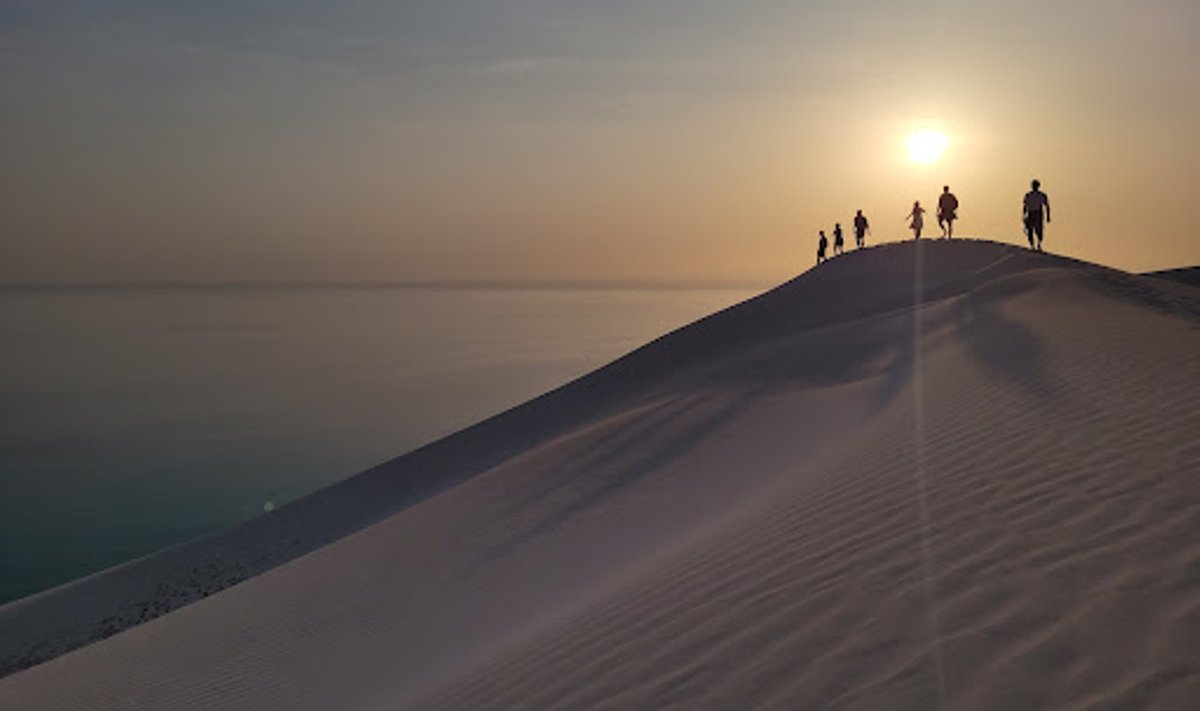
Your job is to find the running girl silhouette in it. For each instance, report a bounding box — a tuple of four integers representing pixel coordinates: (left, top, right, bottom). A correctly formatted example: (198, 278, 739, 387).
(906, 201, 926, 240)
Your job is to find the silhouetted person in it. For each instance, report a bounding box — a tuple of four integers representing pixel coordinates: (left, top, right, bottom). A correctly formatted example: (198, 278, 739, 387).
(817, 230, 829, 264)
(1023, 179, 1051, 251)
(833, 223, 845, 256)
(907, 201, 926, 239)
(853, 209, 870, 248)
(937, 185, 959, 238)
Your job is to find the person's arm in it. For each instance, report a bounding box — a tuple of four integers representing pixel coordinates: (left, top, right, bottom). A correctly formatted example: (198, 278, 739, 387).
(1045, 195, 1051, 222)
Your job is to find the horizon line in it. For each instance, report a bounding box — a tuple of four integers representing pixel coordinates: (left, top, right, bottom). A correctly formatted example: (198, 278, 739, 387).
(0, 277, 774, 292)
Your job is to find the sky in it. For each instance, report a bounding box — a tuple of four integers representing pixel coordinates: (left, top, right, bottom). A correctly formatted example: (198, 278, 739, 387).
(2, 0, 1198, 285)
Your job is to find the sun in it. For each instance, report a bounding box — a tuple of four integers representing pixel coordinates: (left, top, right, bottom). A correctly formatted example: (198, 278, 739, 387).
(906, 129, 949, 164)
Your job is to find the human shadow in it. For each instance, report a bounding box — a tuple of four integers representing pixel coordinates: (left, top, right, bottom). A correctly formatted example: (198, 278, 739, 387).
(870, 313, 917, 412)
(496, 394, 703, 519)
(869, 268, 1067, 411)
(478, 387, 763, 564)
(949, 278, 1058, 400)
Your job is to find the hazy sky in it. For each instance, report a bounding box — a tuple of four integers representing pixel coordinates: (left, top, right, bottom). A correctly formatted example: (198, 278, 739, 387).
(3, 1, 1198, 284)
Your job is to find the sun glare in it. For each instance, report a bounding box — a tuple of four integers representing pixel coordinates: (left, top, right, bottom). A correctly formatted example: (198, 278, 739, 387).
(906, 130, 949, 164)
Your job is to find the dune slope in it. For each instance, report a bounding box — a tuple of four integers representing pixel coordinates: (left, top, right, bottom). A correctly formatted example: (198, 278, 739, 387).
(2, 240, 1198, 710)
(1145, 266, 1200, 288)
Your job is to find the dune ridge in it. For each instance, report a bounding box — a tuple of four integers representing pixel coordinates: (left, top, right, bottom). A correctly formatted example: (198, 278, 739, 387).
(2, 239, 1197, 709)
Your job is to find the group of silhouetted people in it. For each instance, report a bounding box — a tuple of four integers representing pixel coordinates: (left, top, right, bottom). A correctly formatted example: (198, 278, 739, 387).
(816, 209, 872, 264)
(907, 185, 960, 240)
(815, 179, 1051, 265)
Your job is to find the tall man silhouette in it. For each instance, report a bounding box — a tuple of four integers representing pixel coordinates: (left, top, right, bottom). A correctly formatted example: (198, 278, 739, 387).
(937, 185, 959, 238)
(1023, 179, 1051, 251)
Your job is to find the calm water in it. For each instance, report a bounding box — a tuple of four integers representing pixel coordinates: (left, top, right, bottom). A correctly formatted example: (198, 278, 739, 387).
(0, 285, 757, 603)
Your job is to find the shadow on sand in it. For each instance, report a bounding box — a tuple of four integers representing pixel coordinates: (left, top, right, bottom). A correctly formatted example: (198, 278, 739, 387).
(481, 387, 764, 563)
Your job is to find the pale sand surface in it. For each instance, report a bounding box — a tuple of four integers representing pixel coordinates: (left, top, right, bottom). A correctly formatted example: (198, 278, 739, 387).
(2, 240, 1197, 709)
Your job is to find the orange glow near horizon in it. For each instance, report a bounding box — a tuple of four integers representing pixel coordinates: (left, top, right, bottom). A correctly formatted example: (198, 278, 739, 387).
(2, 3, 1198, 285)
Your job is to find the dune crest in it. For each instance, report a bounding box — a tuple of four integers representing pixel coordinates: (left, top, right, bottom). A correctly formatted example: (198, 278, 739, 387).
(3, 240, 1198, 710)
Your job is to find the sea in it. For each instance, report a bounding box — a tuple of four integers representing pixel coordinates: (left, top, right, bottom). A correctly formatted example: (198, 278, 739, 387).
(0, 284, 759, 604)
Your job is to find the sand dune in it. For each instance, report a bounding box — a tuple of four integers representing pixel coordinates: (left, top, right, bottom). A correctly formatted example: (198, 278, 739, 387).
(1145, 266, 1200, 288)
(2, 240, 1198, 710)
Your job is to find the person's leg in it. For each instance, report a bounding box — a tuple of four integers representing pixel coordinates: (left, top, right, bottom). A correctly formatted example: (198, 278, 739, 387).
(1024, 217, 1035, 249)
(1035, 219, 1045, 251)
(948, 219, 954, 239)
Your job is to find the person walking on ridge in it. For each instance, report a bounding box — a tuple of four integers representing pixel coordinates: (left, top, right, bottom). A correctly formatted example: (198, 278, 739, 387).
(938, 185, 959, 238)
(853, 209, 870, 248)
(833, 223, 845, 256)
(1023, 179, 1051, 252)
(817, 230, 829, 265)
(907, 201, 926, 240)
